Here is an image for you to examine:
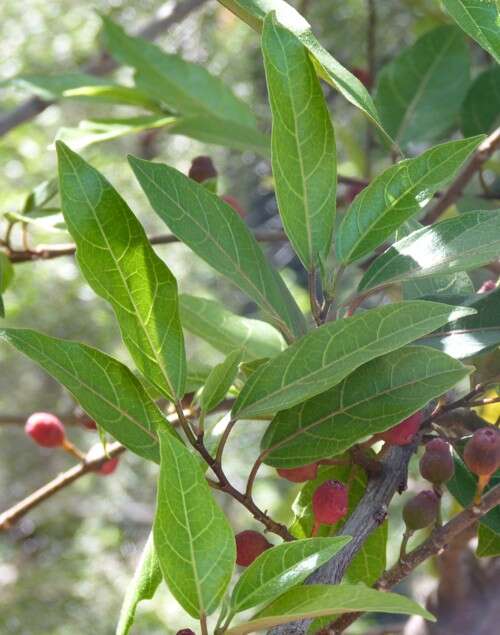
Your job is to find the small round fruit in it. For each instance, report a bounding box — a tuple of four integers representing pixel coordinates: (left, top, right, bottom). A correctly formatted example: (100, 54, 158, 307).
(419, 438, 455, 484)
(464, 427, 500, 476)
(403, 490, 439, 530)
(176, 630, 195, 635)
(379, 411, 423, 446)
(222, 195, 245, 218)
(478, 279, 496, 294)
(235, 530, 271, 567)
(25, 412, 66, 448)
(277, 463, 318, 483)
(312, 480, 348, 525)
(351, 67, 373, 89)
(188, 156, 217, 183)
(98, 457, 119, 476)
(344, 182, 366, 204)
(82, 418, 97, 431)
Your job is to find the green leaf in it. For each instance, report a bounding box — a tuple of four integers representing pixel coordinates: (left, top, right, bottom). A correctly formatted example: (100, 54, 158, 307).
(9, 72, 110, 99)
(260, 346, 470, 467)
(336, 136, 483, 264)
(154, 431, 235, 617)
(344, 523, 387, 586)
(22, 178, 58, 214)
(442, 0, 500, 64)
(0, 328, 168, 463)
(262, 12, 336, 269)
(200, 350, 242, 414)
(63, 84, 161, 110)
(418, 287, 500, 359)
(179, 295, 285, 361)
(116, 532, 163, 635)
(396, 219, 474, 300)
(129, 156, 306, 342)
(447, 450, 500, 534)
(230, 537, 350, 614)
(217, 0, 392, 144)
(232, 301, 475, 420)
(0, 252, 14, 293)
(461, 66, 500, 137)
(477, 524, 500, 557)
(56, 115, 177, 151)
(56, 141, 186, 401)
(374, 26, 470, 146)
(359, 210, 500, 292)
(226, 584, 435, 634)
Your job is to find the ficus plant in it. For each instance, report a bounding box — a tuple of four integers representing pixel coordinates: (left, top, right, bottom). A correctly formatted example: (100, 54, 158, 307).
(1, 1, 500, 634)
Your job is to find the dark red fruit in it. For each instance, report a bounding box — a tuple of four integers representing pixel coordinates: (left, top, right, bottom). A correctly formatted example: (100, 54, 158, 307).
(379, 411, 424, 446)
(344, 182, 367, 204)
(97, 457, 119, 476)
(351, 67, 373, 89)
(188, 156, 217, 183)
(419, 438, 455, 484)
(478, 279, 496, 294)
(403, 490, 439, 530)
(25, 412, 66, 448)
(82, 418, 97, 430)
(464, 427, 500, 476)
(235, 530, 271, 566)
(277, 463, 318, 483)
(176, 630, 195, 635)
(222, 195, 245, 218)
(312, 480, 348, 525)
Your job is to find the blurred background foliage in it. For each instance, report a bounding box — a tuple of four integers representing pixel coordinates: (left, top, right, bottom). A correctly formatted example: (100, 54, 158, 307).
(0, 1, 498, 633)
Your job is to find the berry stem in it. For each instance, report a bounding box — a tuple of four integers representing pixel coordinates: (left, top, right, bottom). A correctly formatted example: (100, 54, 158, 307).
(399, 528, 413, 561)
(61, 439, 86, 461)
(474, 473, 491, 505)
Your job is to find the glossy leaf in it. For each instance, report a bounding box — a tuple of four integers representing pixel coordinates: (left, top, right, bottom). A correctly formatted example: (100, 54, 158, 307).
(442, 0, 500, 64)
(0, 252, 14, 293)
(374, 26, 470, 146)
(336, 136, 482, 264)
(63, 84, 161, 110)
(262, 12, 336, 269)
(200, 350, 242, 414)
(57, 141, 186, 400)
(226, 584, 435, 634)
(477, 524, 500, 557)
(261, 346, 470, 467)
(154, 431, 235, 617)
(179, 295, 285, 361)
(232, 301, 474, 420)
(461, 66, 500, 137)
(418, 288, 500, 359)
(359, 211, 500, 292)
(116, 533, 163, 635)
(0, 328, 168, 463)
(230, 537, 350, 614)
(129, 156, 306, 341)
(10, 72, 110, 99)
(217, 0, 391, 143)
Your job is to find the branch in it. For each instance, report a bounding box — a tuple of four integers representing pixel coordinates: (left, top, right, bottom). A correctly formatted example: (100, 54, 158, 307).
(422, 126, 500, 225)
(328, 483, 500, 634)
(0, 0, 208, 137)
(0, 442, 126, 530)
(6, 230, 288, 264)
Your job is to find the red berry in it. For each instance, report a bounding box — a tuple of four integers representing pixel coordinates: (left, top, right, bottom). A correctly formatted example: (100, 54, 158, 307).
(177, 630, 195, 635)
(351, 67, 373, 89)
(222, 195, 245, 218)
(277, 463, 318, 483)
(188, 156, 217, 183)
(403, 490, 439, 530)
(97, 457, 119, 476)
(464, 427, 500, 476)
(478, 280, 496, 294)
(312, 480, 348, 526)
(82, 418, 97, 430)
(379, 411, 423, 446)
(344, 182, 367, 204)
(25, 412, 66, 448)
(235, 530, 271, 567)
(419, 438, 455, 484)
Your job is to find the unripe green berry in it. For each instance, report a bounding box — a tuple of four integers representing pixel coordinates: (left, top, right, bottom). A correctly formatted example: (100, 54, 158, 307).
(277, 463, 318, 483)
(419, 438, 454, 484)
(403, 490, 439, 530)
(463, 427, 500, 476)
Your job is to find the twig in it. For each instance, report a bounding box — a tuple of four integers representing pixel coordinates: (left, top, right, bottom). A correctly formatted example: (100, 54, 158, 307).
(0, 442, 126, 530)
(0, 0, 209, 137)
(5, 230, 289, 264)
(422, 126, 500, 225)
